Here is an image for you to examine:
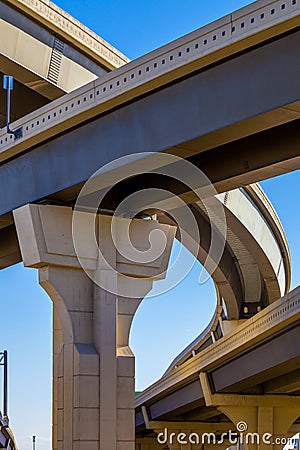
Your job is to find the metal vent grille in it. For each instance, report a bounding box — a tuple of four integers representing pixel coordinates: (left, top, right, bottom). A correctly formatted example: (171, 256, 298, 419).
(47, 38, 65, 85)
(224, 191, 229, 205)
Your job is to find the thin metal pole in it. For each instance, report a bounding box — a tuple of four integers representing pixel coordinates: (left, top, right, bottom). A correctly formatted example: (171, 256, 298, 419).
(32, 435, 36, 450)
(3, 75, 23, 139)
(6, 86, 10, 132)
(3, 350, 7, 417)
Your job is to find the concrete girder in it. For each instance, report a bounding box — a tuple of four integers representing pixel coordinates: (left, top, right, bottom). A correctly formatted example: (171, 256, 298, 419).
(0, 0, 127, 127)
(217, 189, 286, 304)
(2, 0, 129, 70)
(1, 29, 300, 167)
(264, 370, 300, 394)
(0, 12, 101, 100)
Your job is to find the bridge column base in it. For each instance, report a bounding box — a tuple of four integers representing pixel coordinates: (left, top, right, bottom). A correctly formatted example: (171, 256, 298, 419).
(13, 204, 175, 450)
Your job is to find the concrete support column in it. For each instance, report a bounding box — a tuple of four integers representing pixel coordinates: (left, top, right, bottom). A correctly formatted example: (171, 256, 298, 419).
(40, 265, 99, 450)
(218, 405, 299, 450)
(52, 306, 63, 450)
(200, 372, 300, 450)
(13, 204, 175, 450)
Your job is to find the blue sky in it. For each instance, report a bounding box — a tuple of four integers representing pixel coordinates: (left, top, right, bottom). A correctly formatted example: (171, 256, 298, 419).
(1, 1, 299, 449)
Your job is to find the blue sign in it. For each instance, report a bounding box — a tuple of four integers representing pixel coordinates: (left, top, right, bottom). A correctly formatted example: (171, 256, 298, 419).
(3, 75, 13, 90)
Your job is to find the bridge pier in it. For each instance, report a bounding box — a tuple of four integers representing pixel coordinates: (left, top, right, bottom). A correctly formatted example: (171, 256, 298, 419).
(218, 405, 299, 450)
(218, 406, 299, 450)
(13, 204, 175, 450)
(200, 372, 300, 450)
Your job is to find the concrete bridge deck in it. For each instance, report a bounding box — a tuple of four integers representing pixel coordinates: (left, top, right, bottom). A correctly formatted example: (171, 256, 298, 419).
(0, 0, 128, 106)
(0, 0, 299, 192)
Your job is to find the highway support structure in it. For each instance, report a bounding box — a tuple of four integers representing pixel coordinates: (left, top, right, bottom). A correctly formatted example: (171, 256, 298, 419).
(200, 372, 300, 450)
(136, 373, 300, 450)
(12, 203, 175, 450)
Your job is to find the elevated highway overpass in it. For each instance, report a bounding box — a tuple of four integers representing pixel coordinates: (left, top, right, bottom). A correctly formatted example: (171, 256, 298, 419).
(0, 0, 128, 126)
(0, 0, 297, 276)
(0, 0, 299, 207)
(135, 288, 300, 433)
(0, 0, 299, 448)
(135, 289, 300, 449)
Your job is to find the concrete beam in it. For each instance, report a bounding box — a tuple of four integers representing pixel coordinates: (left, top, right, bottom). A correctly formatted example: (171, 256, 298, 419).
(0, 30, 300, 209)
(0, 14, 100, 100)
(210, 325, 300, 393)
(142, 405, 231, 433)
(200, 372, 300, 408)
(264, 370, 300, 394)
(2, 0, 129, 70)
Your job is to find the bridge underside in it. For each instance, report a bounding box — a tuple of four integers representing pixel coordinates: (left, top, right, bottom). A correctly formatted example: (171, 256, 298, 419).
(135, 318, 300, 436)
(0, 70, 49, 128)
(0, 0, 129, 132)
(0, 27, 297, 323)
(0, 30, 299, 217)
(0, 0, 117, 104)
